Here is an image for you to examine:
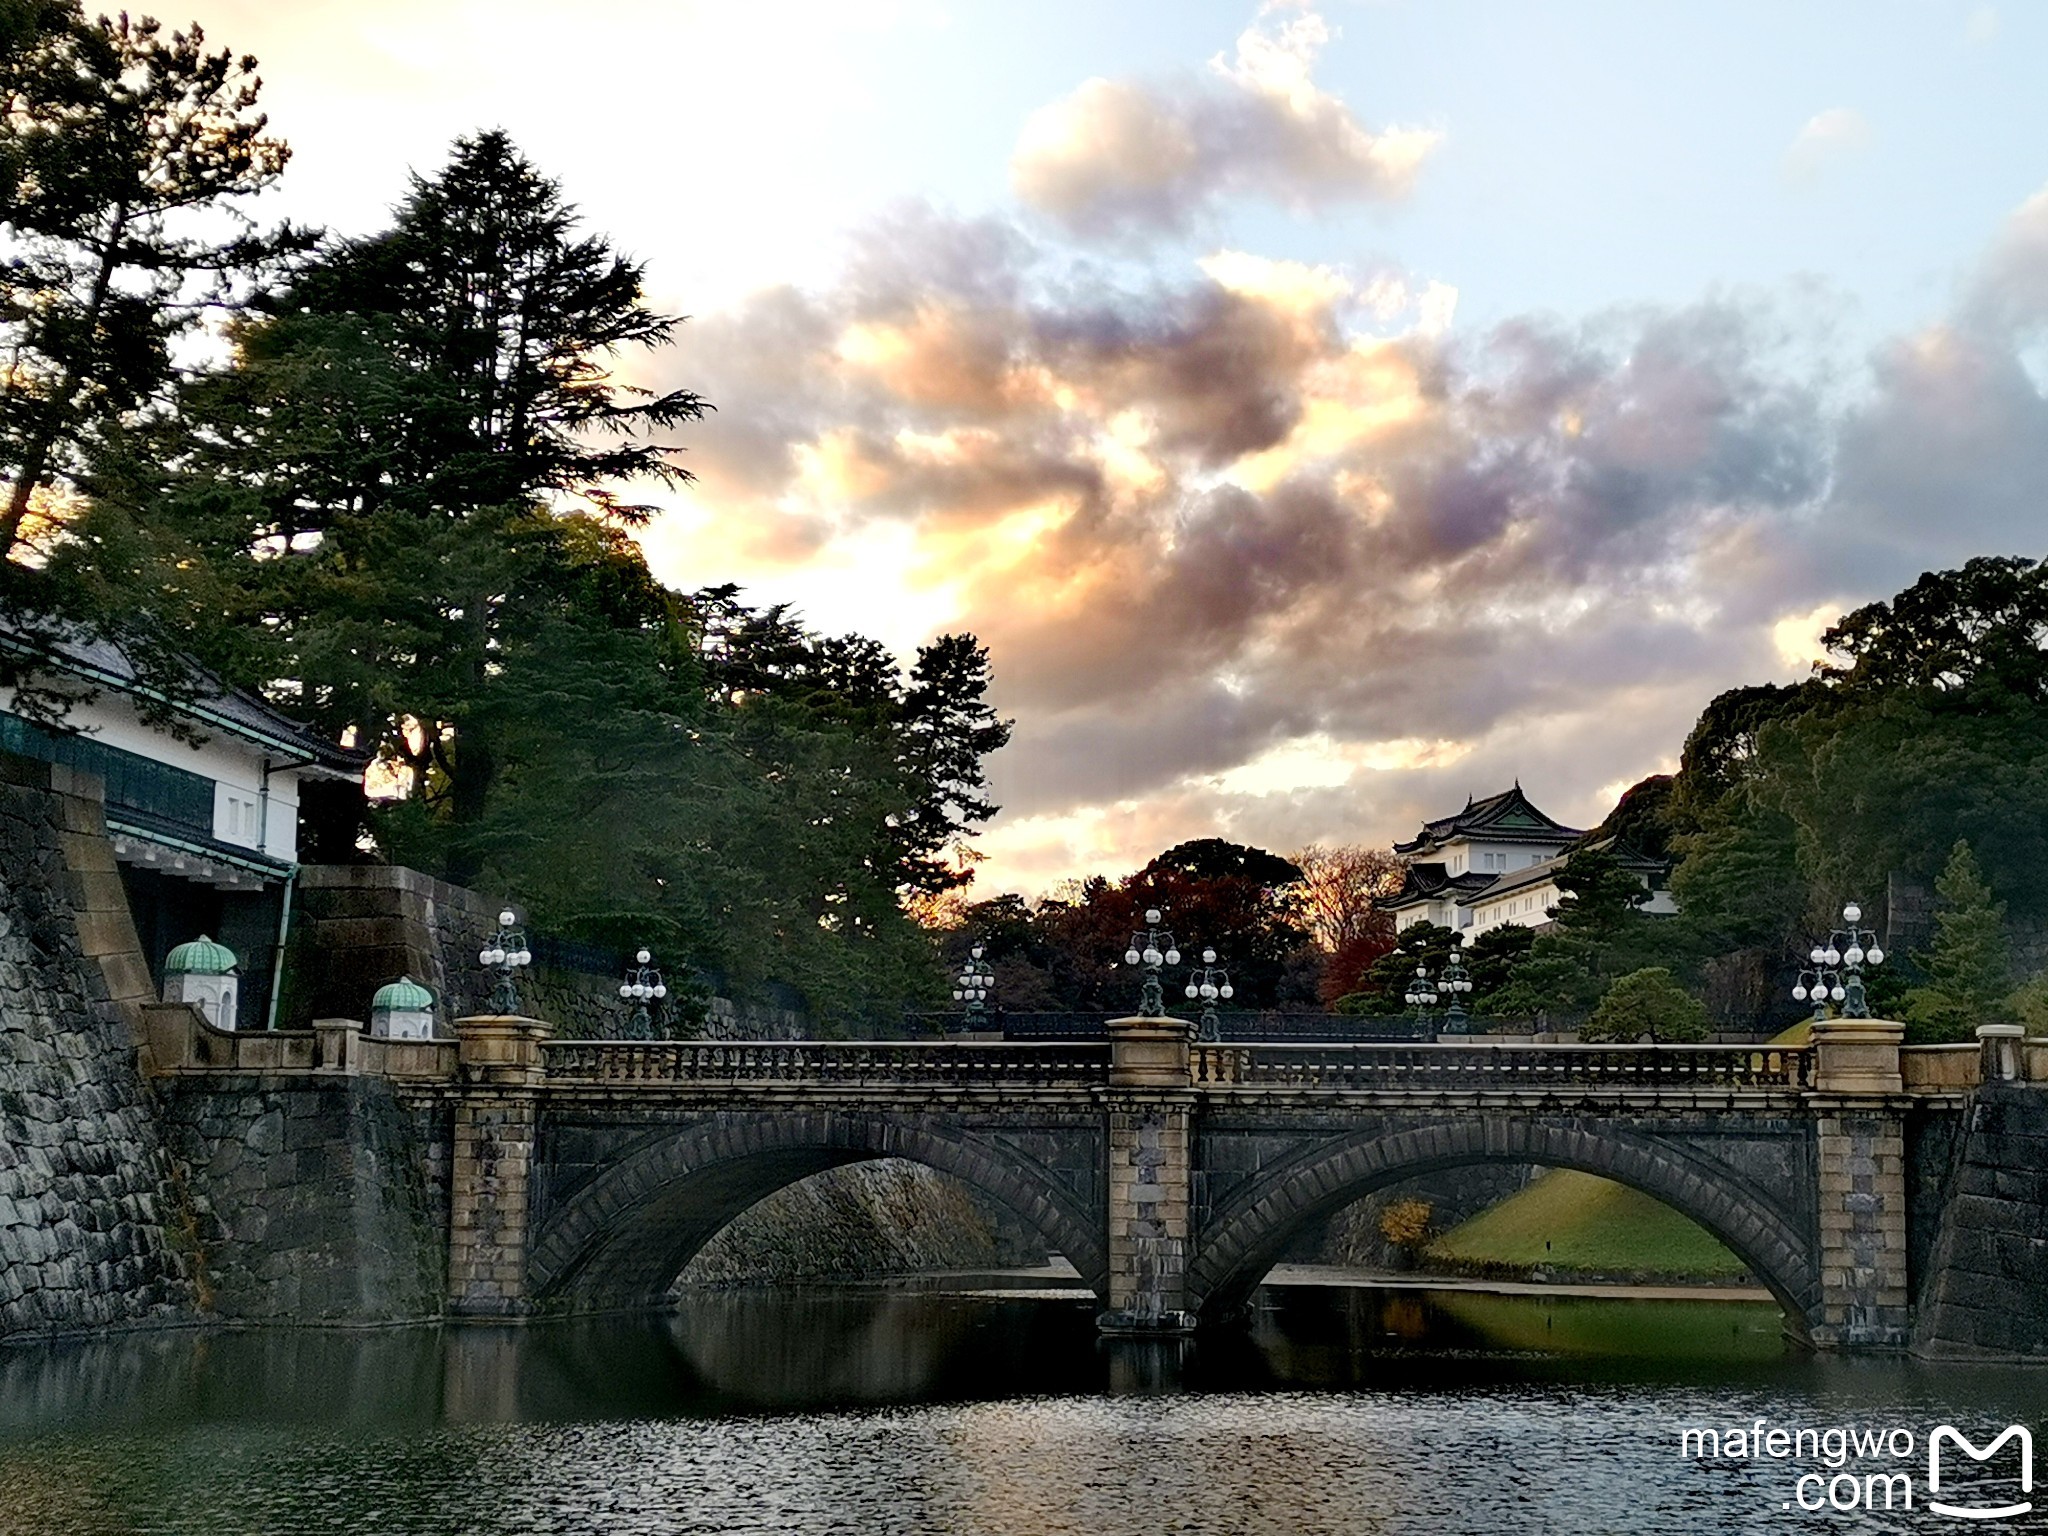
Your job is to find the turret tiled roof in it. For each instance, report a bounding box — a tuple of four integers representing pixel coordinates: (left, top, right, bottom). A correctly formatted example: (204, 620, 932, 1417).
(1392, 783, 1583, 857)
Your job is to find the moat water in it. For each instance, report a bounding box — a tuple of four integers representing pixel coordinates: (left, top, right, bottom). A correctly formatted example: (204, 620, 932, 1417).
(2, 1285, 2046, 1535)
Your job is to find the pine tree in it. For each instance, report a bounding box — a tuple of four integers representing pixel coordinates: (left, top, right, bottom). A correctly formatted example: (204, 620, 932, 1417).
(1903, 839, 2014, 1043)
(1581, 967, 1709, 1043)
(160, 131, 708, 876)
(0, 5, 295, 560)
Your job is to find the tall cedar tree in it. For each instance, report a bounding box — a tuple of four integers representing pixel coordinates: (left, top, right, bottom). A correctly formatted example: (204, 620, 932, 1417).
(178, 131, 707, 875)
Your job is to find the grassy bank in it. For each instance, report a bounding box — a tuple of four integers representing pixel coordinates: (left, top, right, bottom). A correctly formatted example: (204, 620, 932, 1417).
(1423, 1169, 1749, 1283)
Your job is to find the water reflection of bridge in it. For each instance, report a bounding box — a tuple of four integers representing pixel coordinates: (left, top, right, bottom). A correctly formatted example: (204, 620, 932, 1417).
(150, 1007, 2035, 1351)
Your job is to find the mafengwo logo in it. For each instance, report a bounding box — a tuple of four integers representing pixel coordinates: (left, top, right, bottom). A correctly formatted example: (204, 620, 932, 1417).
(1679, 1418, 2033, 1518)
(1928, 1425, 2033, 1521)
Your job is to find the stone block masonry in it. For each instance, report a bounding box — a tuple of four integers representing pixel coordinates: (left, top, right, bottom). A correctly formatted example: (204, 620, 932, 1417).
(1812, 1111, 1910, 1349)
(1101, 1099, 1195, 1330)
(0, 752, 194, 1338)
(1915, 1083, 2048, 1358)
(151, 1075, 447, 1322)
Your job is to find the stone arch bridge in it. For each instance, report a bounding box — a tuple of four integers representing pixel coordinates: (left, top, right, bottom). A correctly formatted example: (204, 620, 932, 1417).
(149, 1009, 2038, 1351)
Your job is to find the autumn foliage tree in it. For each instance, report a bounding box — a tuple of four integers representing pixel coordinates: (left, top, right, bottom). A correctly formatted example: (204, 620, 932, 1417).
(1293, 843, 1401, 1003)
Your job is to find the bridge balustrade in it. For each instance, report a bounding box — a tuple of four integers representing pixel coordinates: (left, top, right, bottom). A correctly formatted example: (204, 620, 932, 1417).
(1192, 1041, 1812, 1092)
(540, 1038, 1111, 1089)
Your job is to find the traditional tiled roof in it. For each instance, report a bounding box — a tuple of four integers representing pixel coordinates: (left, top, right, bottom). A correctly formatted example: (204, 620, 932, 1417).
(1378, 833, 1670, 916)
(0, 617, 366, 778)
(1392, 783, 1584, 857)
(1377, 861, 1498, 911)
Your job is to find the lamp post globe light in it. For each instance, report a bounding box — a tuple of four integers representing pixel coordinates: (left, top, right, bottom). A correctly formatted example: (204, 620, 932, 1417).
(1403, 961, 1439, 1029)
(1123, 907, 1182, 1019)
(1183, 947, 1233, 1042)
(480, 909, 533, 1016)
(618, 947, 668, 1040)
(1438, 946, 1475, 1034)
(953, 942, 996, 1030)
(1792, 901, 1885, 1022)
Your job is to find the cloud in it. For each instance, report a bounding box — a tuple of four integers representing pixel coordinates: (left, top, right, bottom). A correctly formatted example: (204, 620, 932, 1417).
(1782, 108, 1873, 186)
(1010, 8, 1438, 239)
(638, 84, 2048, 896)
(649, 202, 1867, 888)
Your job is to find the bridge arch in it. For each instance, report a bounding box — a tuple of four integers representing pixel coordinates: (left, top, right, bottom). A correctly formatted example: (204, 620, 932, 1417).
(1189, 1116, 1819, 1339)
(528, 1112, 1108, 1311)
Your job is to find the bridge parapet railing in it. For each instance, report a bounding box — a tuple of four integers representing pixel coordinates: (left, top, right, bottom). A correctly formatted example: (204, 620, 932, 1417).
(1192, 1040, 1813, 1093)
(541, 1038, 1112, 1089)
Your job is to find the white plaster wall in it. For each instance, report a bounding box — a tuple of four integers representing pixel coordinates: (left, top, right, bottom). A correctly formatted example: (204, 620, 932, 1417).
(0, 685, 312, 860)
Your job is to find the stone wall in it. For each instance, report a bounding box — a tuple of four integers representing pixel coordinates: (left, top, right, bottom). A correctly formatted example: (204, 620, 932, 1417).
(151, 1076, 447, 1323)
(678, 1160, 1047, 1288)
(0, 753, 194, 1339)
(287, 864, 806, 1039)
(1914, 1083, 2048, 1358)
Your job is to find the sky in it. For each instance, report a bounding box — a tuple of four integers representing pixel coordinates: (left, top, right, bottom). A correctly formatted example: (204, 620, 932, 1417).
(180, 0, 2048, 894)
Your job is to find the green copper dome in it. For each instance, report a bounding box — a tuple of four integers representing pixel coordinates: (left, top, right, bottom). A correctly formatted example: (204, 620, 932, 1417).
(371, 975, 434, 1012)
(164, 935, 237, 975)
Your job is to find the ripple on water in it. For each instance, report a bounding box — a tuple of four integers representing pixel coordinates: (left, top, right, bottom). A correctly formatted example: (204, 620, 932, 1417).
(1, 1291, 2045, 1536)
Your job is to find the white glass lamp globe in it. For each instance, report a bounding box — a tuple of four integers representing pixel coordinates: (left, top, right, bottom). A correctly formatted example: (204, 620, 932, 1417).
(1220, 984, 1233, 999)
(653, 984, 667, 999)
(499, 910, 516, 928)
(1867, 946, 1884, 965)
(953, 989, 964, 1001)
(619, 984, 633, 999)
(1844, 945, 1864, 966)
(1823, 947, 1841, 967)
(1201, 983, 1218, 1000)
(1793, 984, 1808, 1001)
(1145, 908, 1162, 925)
(1143, 947, 1162, 967)
(1125, 948, 1141, 965)
(1843, 903, 1862, 925)
(1810, 947, 1825, 964)
(1830, 985, 1846, 1002)
(517, 949, 533, 967)
(636, 948, 652, 965)
(1186, 984, 1200, 999)
(1202, 948, 1217, 965)
(481, 948, 496, 965)
(1165, 948, 1180, 966)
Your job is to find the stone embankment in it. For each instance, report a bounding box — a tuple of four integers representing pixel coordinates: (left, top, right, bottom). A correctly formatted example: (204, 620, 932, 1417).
(681, 1161, 1047, 1287)
(1916, 1082, 2048, 1358)
(0, 756, 193, 1336)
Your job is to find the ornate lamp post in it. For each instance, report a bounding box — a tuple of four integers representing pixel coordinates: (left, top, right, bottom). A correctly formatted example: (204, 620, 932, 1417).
(1123, 907, 1181, 1019)
(1404, 960, 1439, 1030)
(1793, 901, 1885, 1021)
(1183, 947, 1233, 1042)
(953, 942, 996, 1030)
(1439, 947, 1475, 1034)
(480, 909, 533, 1016)
(618, 948, 668, 1039)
